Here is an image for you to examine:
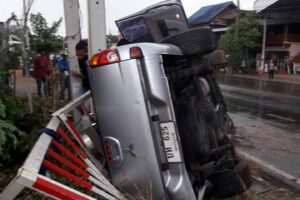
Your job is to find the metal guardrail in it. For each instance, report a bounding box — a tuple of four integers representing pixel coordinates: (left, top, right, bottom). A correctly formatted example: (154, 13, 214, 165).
(0, 91, 126, 200)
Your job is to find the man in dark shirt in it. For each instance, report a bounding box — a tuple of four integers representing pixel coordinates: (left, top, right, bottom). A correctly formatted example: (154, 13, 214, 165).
(117, 34, 130, 46)
(75, 40, 90, 91)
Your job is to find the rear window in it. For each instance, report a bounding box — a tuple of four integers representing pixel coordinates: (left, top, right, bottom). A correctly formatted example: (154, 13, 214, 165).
(117, 17, 154, 43)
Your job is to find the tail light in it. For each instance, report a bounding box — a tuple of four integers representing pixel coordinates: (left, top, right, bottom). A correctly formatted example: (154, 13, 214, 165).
(130, 47, 143, 59)
(89, 49, 120, 68)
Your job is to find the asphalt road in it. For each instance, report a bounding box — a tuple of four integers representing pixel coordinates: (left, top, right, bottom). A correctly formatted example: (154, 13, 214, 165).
(218, 75, 300, 133)
(217, 75, 300, 179)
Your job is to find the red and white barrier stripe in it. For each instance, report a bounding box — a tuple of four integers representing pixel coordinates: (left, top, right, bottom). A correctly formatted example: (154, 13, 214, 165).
(41, 160, 117, 200)
(48, 140, 124, 199)
(23, 169, 96, 200)
(55, 127, 114, 184)
(58, 115, 114, 179)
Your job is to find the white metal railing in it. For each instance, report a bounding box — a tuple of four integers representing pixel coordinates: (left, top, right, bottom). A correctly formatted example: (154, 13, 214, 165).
(0, 91, 126, 200)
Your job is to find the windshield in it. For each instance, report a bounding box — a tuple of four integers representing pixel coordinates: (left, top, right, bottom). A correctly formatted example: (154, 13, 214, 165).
(116, 17, 154, 43)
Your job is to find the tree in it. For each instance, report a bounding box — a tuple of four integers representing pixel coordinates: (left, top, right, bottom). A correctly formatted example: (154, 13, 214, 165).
(218, 12, 261, 73)
(30, 13, 63, 53)
(1, 14, 23, 70)
(0, 60, 30, 167)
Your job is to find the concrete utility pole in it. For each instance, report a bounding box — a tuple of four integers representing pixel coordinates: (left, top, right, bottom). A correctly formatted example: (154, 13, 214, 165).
(234, 0, 240, 38)
(22, 0, 34, 76)
(22, 0, 34, 112)
(260, 17, 267, 75)
(86, 0, 106, 114)
(63, 0, 107, 119)
(63, 0, 82, 100)
(230, 0, 241, 74)
(87, 0, 106, 56)
(63, 0, 107, 99)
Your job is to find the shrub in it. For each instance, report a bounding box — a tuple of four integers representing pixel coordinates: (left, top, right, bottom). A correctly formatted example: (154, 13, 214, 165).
(0, 70, 31, 167)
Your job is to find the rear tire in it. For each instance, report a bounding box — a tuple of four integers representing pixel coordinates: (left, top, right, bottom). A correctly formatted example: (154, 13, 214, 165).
(161, 28, 216, 56)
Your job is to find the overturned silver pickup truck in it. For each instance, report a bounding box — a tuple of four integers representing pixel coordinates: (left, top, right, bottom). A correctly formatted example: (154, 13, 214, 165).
(0, 1, 251, 200)
(88, 0, 252, 199)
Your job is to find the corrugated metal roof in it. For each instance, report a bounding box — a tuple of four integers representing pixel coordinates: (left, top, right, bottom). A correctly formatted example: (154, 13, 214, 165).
(188, 1, 236, 26)
(254, 0, 279, 13)
(255, 0, 300, 15)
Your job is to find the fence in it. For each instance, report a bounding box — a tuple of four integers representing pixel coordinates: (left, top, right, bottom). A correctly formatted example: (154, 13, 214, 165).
(0, 91, 126, 200)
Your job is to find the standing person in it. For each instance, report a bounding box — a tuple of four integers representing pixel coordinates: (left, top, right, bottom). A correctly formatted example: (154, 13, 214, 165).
(33, 50, 50, 97)
(73, 40, 91, 113)
(58, 52, 71, 101)
(117, 34, 130, 46)
(269, 59, 275, 79)
(264, 62, 269, 74)
(74, 40, 90, 92)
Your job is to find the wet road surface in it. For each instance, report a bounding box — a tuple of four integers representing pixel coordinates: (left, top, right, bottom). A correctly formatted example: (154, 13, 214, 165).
(217, 75, 300, 179)
(218, 75, 300, 133)
(218, 75, 300, 96)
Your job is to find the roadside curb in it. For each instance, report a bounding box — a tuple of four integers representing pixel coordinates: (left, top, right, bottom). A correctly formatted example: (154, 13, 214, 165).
(237, 150, 300, 194)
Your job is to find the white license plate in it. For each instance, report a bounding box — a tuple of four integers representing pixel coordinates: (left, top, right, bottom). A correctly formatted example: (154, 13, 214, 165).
(159, 122, 182, 163)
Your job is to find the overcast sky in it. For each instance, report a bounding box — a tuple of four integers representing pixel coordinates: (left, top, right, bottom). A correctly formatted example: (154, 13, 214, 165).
(0, 0, 255, 38)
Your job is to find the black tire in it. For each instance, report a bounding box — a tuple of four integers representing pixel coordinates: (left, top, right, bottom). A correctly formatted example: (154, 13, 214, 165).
(209, 161, 252, 198)
(161, 28, 216, 56)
